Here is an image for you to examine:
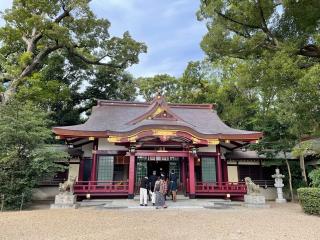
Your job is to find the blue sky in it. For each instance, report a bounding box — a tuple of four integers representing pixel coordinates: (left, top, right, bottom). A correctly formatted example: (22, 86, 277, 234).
(0, 0, 206, 78)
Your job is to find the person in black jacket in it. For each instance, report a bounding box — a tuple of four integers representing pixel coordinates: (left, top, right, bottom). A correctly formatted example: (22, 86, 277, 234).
(169, 170, 178, 202)
(148, 170, 157, 205)
(139, 176, 149, 206)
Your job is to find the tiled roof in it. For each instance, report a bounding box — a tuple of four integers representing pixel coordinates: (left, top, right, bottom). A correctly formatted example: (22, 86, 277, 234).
(53, 96, 262, 139)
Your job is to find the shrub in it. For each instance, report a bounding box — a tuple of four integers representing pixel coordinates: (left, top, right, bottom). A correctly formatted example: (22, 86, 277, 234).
(309, 168, 320, 188)
(297, 188, 320, 215)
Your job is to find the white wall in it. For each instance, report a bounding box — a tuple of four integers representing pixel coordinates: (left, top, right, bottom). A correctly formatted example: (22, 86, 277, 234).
(227, 166, 239, 182)
(199, 144, 216, 152)
(82, 142, 93, 157)
(98, 138, 127, 151)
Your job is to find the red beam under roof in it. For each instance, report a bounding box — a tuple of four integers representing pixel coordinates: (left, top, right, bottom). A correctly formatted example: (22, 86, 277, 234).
(134, 150, 189, 157)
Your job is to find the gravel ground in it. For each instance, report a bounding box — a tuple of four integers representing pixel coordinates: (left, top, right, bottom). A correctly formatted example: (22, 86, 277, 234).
(0, 203, 319, 240)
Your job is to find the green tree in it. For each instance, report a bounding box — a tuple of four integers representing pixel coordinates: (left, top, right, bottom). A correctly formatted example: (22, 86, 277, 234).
(197, 0, 320, 152)
(252, 113, 298, 200)
(198, 0, 320, 64)
(0, 100, 66, 209)
(136, 74, 179, 102)
(0, 0, 146, 103)
(178, 61, 216, 104)
(83, 67, 136, 113)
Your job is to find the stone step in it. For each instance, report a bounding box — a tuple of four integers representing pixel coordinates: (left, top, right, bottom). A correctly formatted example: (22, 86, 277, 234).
(79, 199, 112, 207)
(133, 194, 189, 201)
(208, 198, 231, 203)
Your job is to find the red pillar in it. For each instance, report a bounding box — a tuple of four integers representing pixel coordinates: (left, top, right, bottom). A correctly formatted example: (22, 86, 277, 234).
(222, 159, 228, 182)
(188, 153, 196, 199)
(90, 139, 98, 182)
(128, 153, 136, 199)
(216, 145, 222, 186)
(78, 158, 84, 181)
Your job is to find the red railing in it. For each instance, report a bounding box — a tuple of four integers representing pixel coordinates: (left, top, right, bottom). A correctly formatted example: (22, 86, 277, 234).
(74, 181, 129, 196)
(195, 181, 247, 196)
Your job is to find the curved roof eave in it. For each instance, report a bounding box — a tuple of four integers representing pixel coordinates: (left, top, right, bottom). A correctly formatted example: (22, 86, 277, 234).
(52, 124, 263, 141)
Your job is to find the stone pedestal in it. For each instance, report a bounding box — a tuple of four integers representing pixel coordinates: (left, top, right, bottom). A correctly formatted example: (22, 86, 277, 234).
(244, 194, 269, 208)
(50, 192, 78, 209)
(272, 168, 287, 203)
(275, 198, 287, 203)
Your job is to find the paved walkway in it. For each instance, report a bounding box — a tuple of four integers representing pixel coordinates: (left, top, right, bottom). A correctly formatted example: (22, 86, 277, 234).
(1, 203, 319, 240)
(79, 196, 242, 210)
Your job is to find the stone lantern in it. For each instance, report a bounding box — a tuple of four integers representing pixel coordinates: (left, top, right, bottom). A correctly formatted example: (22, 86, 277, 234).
(272, 168, 287, 203)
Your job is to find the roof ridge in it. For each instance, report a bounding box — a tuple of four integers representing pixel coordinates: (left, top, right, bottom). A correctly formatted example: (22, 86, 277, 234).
(97, 99, 215, 109)
(97, 100, 149, 106)
(126, 95, 186, 125)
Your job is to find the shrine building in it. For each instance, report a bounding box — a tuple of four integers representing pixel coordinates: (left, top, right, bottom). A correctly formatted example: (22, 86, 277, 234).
(52, 95, 264, 199)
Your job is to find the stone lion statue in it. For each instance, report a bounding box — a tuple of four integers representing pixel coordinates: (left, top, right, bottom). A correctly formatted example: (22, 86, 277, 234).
(59, 176, 76, 194)
(244, 177, 260, 195)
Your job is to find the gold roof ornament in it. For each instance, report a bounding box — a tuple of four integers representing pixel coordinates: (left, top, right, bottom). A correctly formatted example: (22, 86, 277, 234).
(151, 107, 163, 117)
(208, 139, 220, 145)
(192, 137, 201, 144)
(107, 136, 122, 143)
(128, 136, 137, 142)
(152, 129, 177, 137)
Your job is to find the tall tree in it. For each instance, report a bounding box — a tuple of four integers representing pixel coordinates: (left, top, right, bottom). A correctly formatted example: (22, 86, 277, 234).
(136, 74, 179, 102)
(15, 53, 83, 125)
(198, 0, 320, 64)
(196, 0, 320, 186)
(0, 0, 146, 103)
(198, 0, 320, 136)
(252, 113, 297, 201)
(178, 61, 216, 104)
(0, 100, 66, 209)
(83, 67, 136, 114)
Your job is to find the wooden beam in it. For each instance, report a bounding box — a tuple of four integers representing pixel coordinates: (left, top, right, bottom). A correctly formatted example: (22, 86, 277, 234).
(135, 150, 189, 157)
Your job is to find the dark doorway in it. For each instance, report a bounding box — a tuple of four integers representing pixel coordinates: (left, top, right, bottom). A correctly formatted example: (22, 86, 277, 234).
(83, 158, 92, 181)
(147, 161, 169, 178)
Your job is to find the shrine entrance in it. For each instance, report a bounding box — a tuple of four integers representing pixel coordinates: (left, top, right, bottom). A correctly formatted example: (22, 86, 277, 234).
(147, 161, 169, 177)
(134, 155, 186, 194)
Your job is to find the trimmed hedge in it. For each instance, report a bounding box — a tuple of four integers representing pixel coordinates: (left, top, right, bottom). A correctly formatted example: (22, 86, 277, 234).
(297, 188, 320, 215)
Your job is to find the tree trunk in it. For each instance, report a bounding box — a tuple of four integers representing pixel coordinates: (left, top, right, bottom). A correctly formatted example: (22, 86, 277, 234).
(284, 154, 294, 202)
(299, 153, 307, 184)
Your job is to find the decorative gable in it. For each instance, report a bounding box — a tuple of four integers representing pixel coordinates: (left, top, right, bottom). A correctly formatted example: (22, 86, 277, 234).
(127, 95, 183, 125)
(150, 109, 177, 120)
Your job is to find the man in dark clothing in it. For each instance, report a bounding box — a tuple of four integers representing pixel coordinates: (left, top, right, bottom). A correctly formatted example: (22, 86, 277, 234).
(139, 176, 149, 206)
(149, 170, 157, 205)
(169, 170, 178, 202)
(149, 170, 157, 190)
(159, 168, 165, 179)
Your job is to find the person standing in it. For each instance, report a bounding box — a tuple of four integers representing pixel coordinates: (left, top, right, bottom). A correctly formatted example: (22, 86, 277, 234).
(154, 176, 167, 209)
(164, 176, 169, 201)
(154, 176, 162, 209)
(159, 176, 168, 208)
(149, 170, 157, 206)
(159, 167, 165, 179)
(169, 170, 178, 202)
(139, 176, 148, 206)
